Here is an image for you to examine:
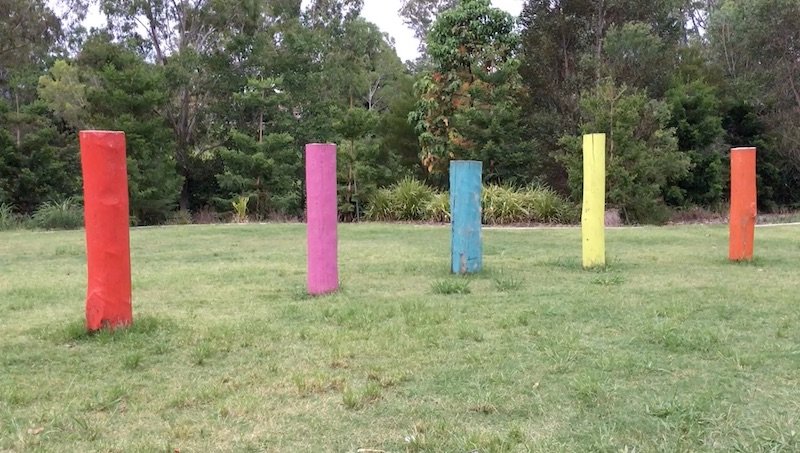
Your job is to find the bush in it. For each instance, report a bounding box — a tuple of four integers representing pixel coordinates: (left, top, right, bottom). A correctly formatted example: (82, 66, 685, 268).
(391, 177, 435, 220)
(523, 185, 578, 223)
(32, 199, 84, 230)
(427, 192, 450, 222)
(367, 181, 440, 222)
(561, 80, 690, 224)
(192, 207, 222, 224)
(365, 188, 393, 221)
(482, 185, 528, 224)
(168, 209, 193, 225)
(0, 203, 19, 230)
(366, 178, 576, 224)
(367, 179, 438, 221)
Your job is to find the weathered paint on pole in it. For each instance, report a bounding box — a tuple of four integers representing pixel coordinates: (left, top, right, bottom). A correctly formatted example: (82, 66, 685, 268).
(729, 147, 757, 261)
(582, 133, 606, 269)
(79, 131, 132, 331)
(450, 160, 482, 274)
(306, 143, 339, 295)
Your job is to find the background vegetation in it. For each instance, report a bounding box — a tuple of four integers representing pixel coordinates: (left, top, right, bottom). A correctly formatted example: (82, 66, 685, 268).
(2, 0, 799, 225)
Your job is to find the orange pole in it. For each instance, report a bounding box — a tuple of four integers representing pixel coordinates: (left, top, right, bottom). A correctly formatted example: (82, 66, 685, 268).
(79, 131, 132, 331)
(729, 147, 757, 261)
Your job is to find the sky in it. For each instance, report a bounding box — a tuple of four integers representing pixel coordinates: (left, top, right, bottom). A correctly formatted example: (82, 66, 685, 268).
(79, 0, 525, 63)
(355, 0, 525, 62)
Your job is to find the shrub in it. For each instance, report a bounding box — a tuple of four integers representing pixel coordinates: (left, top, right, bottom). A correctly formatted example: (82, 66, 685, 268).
(365, 179, 576, 224)
(522, 185, 579, 223)
(482, 185, 528, 224)
(365, 188, 393, 221)
(0, 203, 18, 230)
(193, 207, 222, 224)
(32, 199, 84, 230)
(168, 209, 193, 225)
(231, 195, 249, 223)
(557, 202, 581, 224)
(391, 177, 435, 220)
(427, 192, 450, 222)
(561, 80, 689, 224)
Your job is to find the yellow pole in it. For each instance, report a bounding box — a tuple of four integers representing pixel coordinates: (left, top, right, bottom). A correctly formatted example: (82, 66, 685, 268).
(582, 133, 606, 269)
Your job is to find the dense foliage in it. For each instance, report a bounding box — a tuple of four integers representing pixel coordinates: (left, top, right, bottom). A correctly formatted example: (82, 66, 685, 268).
(1, 0, 798, 225)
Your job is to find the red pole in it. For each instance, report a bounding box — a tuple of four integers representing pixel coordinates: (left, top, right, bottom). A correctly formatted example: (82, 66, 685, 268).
(729, 147, 757, 261)
(79, 131, 132, 331)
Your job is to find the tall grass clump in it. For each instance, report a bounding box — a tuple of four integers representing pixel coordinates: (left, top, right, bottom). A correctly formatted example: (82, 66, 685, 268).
(366, 179, 577, 224)
(392, 177, 435, 220)
(0, 203, 20, 230)
(522, 185, 580, 223)
(427, 192, 450, 222)
(32, 199, 84, 230)
(366, 188, 393, 221)
(367, 178, 436, 221)
(482, 185, 529, 224)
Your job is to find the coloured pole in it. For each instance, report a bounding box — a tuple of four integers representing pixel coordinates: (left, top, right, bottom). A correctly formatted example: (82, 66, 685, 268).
(729, 147, 757, 261)
(306, 143, 339, 295)
(582, 133, 606, 269)
(79, 131, 132, 331)
(450, 160, 482, 274)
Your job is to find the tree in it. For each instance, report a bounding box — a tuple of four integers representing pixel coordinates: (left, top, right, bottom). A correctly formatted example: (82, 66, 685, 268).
(0, 0, 62, 146)
(398, 0, 458, 55)
(664, 78, 725, 206)
(602, 22, 673, 96)
(37, 60, 88, 129)
(78, 36, 183, 223)
(378, 74, 424, 177)
(97, 0, 263, 209)
(721, 100, 795, 211)
(333, 106, 378, 219)
(0, 0, 82, 215)
(561, 81, 690, 223)
(709, 0, 800, 174)
(0, 102, 80, 213)
(0, 126, 13, 205)
(216, 132, 301, 218)
(410, 0, 527, 185)
(214, 73, 302, 218)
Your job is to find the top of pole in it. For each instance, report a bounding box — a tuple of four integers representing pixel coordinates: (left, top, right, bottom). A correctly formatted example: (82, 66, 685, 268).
(731, 147, 756, 152)
(79, 130, 125, 135)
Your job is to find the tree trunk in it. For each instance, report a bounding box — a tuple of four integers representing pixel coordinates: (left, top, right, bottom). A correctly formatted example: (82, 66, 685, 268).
(14, 91, 20, 146)
(595, 0, 606, 81)
(258, 111, 264, 143)
(179, 178, 191, 211)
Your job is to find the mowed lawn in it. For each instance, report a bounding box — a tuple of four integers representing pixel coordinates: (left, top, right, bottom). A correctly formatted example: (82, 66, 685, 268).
(1, 223, 798, 452)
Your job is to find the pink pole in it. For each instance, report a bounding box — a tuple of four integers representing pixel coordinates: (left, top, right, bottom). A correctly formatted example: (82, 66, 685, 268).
(306, 143, 338, 295)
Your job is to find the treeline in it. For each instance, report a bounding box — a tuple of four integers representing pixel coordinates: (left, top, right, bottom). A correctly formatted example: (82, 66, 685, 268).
(1, 0, 798, 226)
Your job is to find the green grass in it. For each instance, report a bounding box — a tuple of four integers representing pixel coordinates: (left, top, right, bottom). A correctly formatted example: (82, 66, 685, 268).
(1, 223, 799, 451)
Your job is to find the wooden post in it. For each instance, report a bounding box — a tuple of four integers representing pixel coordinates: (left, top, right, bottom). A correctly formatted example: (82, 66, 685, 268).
(450, 160, 482, 274)
(582, 133, 606, 269)
(79, 131, 132, 331)
(729, 147, 757, 261)
(306, 143, 339, 295)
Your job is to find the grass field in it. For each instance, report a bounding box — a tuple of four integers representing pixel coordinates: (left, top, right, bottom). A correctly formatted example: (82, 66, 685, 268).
(1, 223, 799, 452)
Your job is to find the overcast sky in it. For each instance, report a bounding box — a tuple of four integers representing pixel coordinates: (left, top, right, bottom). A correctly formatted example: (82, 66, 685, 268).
(354, 0, 524, 62)
(80, 0, 525, 62)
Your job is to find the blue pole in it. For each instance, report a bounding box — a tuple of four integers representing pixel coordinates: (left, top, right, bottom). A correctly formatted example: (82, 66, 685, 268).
(450, 160, 482, 274)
